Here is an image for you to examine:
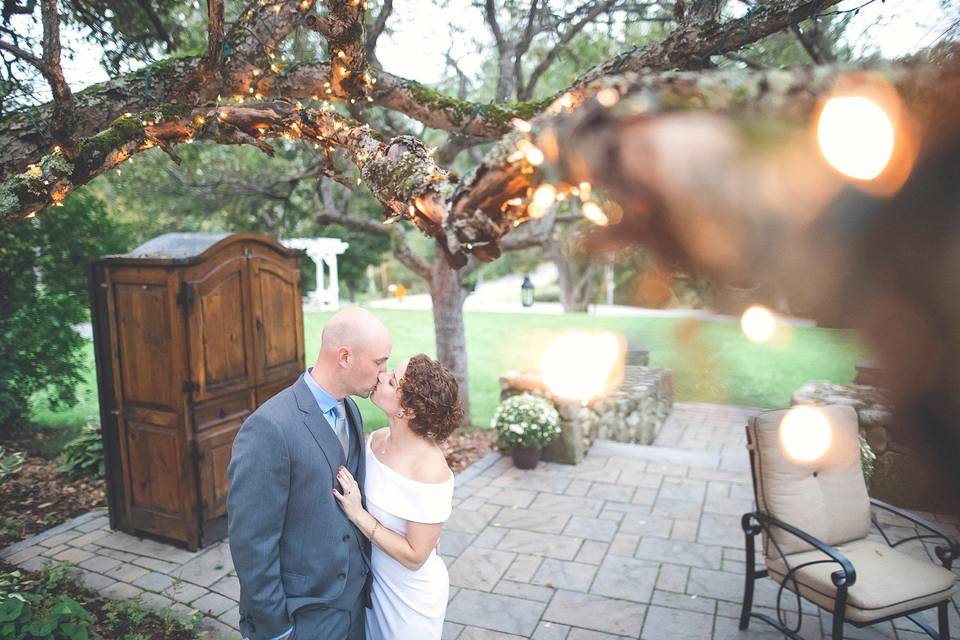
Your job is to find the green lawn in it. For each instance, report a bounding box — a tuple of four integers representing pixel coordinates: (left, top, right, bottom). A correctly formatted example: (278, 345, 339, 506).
(30, 309, 864, 437)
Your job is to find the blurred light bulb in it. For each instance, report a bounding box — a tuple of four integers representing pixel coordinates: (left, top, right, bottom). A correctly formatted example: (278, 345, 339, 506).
(740, 305, 776, 343)
(817, 96, 895, 180)
(779, 406, 832, 462)
(532, 184, 557, 209)
(581, 201, 608, 226)
(542, 331, 622, 401)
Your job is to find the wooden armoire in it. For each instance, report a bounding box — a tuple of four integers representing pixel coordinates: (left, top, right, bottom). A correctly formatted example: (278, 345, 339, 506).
(89, 232, 305, 550)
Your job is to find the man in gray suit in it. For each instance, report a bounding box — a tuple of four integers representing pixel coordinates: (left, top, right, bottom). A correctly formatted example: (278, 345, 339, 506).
(228, 307, 391, 640)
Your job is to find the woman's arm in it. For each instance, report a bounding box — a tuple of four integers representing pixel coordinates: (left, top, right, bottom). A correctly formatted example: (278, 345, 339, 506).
(333, 466, 442, 571)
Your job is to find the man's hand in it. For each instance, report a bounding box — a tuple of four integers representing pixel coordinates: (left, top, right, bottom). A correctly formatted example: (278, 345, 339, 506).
(333, 466, 364, 520)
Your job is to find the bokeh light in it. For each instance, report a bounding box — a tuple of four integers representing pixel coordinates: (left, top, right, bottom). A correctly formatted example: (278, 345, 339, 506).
(778, 406, 833, 462)
(740, 305, 777, 343)
(541, 331, 622, 401)
(817, 96, 895, 180)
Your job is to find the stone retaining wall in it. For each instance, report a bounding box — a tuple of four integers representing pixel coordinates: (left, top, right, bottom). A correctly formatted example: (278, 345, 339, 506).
(792, 381, 957, 514)
(499, 366, 674, 464)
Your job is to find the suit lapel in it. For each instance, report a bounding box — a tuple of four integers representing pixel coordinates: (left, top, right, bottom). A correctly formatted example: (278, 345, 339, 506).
(293, 377, 345, 475)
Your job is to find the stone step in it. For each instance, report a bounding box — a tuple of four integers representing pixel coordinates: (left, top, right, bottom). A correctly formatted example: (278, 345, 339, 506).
(588, 439, 721, 469)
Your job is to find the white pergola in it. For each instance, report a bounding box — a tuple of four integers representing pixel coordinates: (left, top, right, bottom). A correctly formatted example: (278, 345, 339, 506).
(283, 237, 349, 310)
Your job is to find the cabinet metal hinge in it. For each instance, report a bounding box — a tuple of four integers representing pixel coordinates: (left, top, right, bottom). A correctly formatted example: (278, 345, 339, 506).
(175, 281, 195, 308)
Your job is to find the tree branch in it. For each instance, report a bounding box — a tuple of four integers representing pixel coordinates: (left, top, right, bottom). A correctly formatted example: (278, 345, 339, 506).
(39, 0, 74, 143)
(304, 0, 368, 100)
(315, 209, 391, 236)
(390, 224, 433, 282)
(365, 0, 393, 63)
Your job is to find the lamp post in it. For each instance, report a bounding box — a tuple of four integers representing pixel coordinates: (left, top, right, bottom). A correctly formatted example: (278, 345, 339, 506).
(521, 274, 535, 307)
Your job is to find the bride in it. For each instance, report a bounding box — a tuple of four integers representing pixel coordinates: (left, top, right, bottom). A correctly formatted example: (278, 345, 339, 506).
(332, 353, 463, 639)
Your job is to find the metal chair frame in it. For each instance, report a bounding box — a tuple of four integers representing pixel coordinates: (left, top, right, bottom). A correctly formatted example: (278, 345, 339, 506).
(740, 425, 959, 640)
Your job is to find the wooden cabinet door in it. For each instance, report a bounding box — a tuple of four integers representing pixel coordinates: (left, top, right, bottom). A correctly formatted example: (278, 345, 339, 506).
(250, 254, 304, 386)
(184, 256, 256, 402)
(105, 272, 196, 546)
(192, 391, 255, 524)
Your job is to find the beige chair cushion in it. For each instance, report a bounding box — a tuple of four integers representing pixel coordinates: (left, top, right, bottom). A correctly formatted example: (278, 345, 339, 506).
(767, 538, 957, 623)
(748, 405, 871, 556)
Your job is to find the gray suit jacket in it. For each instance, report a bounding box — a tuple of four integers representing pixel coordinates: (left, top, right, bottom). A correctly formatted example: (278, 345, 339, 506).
(227, 377, 371, 640)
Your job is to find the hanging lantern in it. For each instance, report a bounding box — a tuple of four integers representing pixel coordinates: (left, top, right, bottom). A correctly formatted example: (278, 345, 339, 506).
(521, 275, 535, 307)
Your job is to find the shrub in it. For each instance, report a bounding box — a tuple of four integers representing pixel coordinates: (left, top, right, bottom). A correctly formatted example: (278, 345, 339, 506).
(0, 190, 129, 431)
(0, 447, 25, 484)
(860, 435, 877, 485)
(491, 393, 562, 449)
(58, 421, 104, 478)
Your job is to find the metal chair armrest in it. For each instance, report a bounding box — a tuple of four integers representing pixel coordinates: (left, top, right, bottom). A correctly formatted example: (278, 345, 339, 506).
(748, 511, 858, 587)
(870, 498, 960, 565)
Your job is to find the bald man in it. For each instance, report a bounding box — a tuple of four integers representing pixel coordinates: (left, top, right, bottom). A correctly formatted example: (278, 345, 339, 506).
(228, 308, 392, 640)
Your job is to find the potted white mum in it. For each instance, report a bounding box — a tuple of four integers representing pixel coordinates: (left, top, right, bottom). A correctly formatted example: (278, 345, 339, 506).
(491, 393, 562, 469)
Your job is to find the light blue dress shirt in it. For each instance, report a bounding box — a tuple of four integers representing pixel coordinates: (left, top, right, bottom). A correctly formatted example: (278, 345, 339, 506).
(271, 369, 344, 640)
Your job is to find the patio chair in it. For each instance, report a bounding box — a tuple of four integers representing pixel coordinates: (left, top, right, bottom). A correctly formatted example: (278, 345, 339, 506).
(739, 405, 959, 639)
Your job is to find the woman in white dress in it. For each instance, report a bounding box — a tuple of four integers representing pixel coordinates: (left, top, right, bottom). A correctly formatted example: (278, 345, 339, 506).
(333, 353, 464, 640)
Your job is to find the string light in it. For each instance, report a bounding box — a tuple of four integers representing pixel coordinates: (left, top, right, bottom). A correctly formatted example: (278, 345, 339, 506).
(581, 201, 608, 226)
(532, 184, 557, 209)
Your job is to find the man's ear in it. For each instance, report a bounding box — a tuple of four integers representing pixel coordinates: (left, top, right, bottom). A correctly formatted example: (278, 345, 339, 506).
(337, 346, 352, 368)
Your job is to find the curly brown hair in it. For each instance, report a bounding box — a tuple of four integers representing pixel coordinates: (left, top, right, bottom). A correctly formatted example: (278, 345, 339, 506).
(398, 354, 464, 442)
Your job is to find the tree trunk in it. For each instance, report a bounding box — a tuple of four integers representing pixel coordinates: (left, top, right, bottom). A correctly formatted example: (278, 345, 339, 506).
(429, 251, 471, 425)
(556, 258, 601, 313)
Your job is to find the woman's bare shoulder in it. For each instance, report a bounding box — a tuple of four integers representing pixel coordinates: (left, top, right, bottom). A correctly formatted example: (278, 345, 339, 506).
(412, 444, 452, 484)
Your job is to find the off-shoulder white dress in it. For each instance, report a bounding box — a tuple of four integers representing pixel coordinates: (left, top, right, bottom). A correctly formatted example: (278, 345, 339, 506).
(363, 434, 455, 640)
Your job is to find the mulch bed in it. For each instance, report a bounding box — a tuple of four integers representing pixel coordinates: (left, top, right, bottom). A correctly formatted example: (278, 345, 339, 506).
(1, 428, 495, 550)
(0, 453, 106, 549)
(0, 558, 201, 639)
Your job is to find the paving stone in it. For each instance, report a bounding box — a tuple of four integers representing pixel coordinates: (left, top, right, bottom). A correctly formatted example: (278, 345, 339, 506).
(457, 626, 527, 639)
(650, 589, 716, 615)
(196, 615, 242, 639)
(79, 554, 123, 573)
(486, 488, 538, 508)
(597, 508, 627, 523)
(654, 564, 688, 593)
(698, 513, 747, 548)
(441, 531, 476, 557)
(78, 570, 116, 591)
(567, 628, 632, 639)
(442, 621, 465, 639)
(635, 537, 723, 570)
(503, 554, 542, 582)
(52, 547, 94, 563)
(531, 620, 571, 639)
(591, 556, 658, 604)
(657, 478, 707, 503)
(97, 547, 140, 563)
(493, 579, 557, 602)
(4, 545, 43, 564)
(529, 494, 604, 517)
(130, 555, 182, 573)
(133, 571, 176, 593)
(631, 488, 659, 505)
(139, 591, 175, 610)
(171, 543, 233, 587)
(608, 533, 640, 557)
(218, 604, 241, 629)
(101, 582, 144, 600)
(619, 512, 673, 538)
(449, 546, 516, 591)
(446, 589, 546, 636)
(473, 526, 510, 549)
(17, 556, 47, 572)
(564, 480, 592, 497)
(447, 504, 499, 534)
(563, 516, 618, 542)
(106, 563, 149, 582)
(687, 568, 779, 609)
(618, 471, 663, 489)
(503, 472, 571, 495)
(165, 580, 210, 604)
(66, 529, 110, 548)
(499, 529, 583, 561)
(210, 575, 241, 600)
(492, 508, 571, 534)
(459, 496, 490, 511)
(640, 604, 715, 640)
(75, 515, 110, 533)
(651, 497, 703, 520)
(574, 540, 609, 565)
(532, 558, 597, 593)
(601, 501, 649, 515)
(38, 531, 82, 548)
(543, 589, 646, 637)
(570, 468, 621, 483)
(192, 591, 236, 617)
(586, 483, 635, 503)
(476, 486, 502, 499)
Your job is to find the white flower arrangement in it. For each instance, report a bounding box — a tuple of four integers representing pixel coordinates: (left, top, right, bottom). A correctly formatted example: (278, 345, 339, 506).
(491, 393, 562, 449)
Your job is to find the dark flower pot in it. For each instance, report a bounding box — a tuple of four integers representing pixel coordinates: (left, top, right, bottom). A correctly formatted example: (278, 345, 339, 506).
(511, 446, 541, 470)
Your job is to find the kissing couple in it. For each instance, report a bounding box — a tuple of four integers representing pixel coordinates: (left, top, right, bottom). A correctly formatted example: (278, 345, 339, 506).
(227, 307, 464, 639)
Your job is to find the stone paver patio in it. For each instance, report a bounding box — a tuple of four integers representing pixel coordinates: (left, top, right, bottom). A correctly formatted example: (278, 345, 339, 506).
(3, 402, 958, 639)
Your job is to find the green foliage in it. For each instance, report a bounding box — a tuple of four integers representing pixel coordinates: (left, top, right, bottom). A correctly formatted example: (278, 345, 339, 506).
(0, 563, 94, 640)
(0, 189, 129, 431)
(58, 421, 105, 478)
(492, 393, 562, 448)
(860, 435, 877, 485)
(0, 447, 26, 484)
